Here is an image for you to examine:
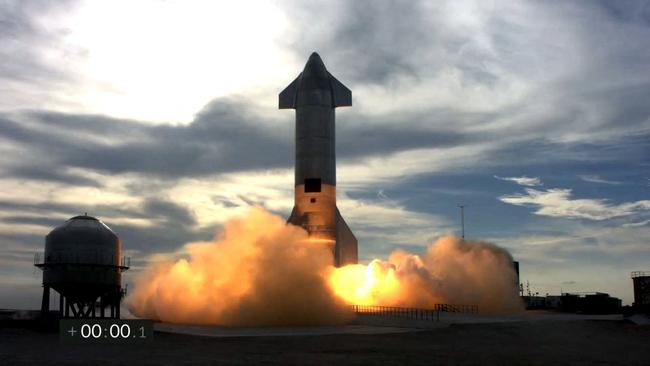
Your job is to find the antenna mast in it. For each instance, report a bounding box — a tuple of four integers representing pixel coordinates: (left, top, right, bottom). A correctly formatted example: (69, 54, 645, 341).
(458, 205, 465, 239)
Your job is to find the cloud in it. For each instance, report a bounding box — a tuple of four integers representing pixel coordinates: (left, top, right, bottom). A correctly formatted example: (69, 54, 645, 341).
(7, 164, 101, 187)
(1, 1, 649, 188)
(0, 0, 82, 110)
(0, 99, 490, 183)
(578, 175, 622, 185)
(622, 220, 650, 228)
(494, 175, 542, 187)
(499, 187, 650, 220)
(0, 196, 211, 254)
(141, 198, 196, 227)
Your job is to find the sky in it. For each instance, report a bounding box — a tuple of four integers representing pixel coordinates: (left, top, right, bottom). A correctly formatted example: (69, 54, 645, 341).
(0, 0, 648, 308)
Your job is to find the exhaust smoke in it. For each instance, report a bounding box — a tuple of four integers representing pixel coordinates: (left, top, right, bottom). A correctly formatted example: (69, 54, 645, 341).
(328, 236, 523, 313)
(127, 208, 522, 325)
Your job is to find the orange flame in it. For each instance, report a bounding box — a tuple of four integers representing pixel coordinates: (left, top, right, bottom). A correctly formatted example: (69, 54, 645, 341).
(327, 260, 400, 305)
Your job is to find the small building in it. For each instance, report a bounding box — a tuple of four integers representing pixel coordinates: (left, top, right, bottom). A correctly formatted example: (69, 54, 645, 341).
(521, 296, 546, 309)
(560, 292, 621, 314)
(631, 271, 650, 313)
(544, 295, 562, 309)
(521, 292, 622, 314)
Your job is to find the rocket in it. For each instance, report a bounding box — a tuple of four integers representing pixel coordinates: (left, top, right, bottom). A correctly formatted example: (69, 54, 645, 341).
(279, 52, 358, 267)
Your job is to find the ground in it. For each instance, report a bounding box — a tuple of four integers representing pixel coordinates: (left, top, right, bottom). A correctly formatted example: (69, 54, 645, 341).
(1, 319, 648, 365)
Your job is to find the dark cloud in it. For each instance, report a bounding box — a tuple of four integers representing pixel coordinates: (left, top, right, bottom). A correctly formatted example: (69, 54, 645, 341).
(2, 79, 648, 185)
(7, 165, 101, 187)
(237, 195, 263, 207)
(1, 215, 66, 229)
(485, 131, 650, 172)
(0, 197, 214, 255)
(109, 197, 214, 255)
(0, 232, 43, 249)
(594, 0, 650, 25)
(0, 0, 79, 84)
(212, 196, 240, 208)
(110, 221, 214, 255)
(0, 98, 487, 180)
(0, 100, 291, 178)
(141, 198, 196, 227)
(324, 0, 434, 83)
(282, 0, 447, 85)
(0, 1, 648, 183)
(0, 199, 143, 221)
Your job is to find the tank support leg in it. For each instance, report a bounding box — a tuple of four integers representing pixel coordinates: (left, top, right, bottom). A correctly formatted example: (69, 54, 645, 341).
(64, 299, 70, 318)
(40, 285, 50, 316)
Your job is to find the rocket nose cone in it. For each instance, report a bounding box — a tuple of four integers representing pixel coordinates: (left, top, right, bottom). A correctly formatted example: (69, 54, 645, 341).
(309, 52, 322, 62)
(303, 52, 328, 78)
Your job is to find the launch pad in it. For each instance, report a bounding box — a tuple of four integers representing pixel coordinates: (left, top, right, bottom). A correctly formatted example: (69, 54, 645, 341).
(2, 312, 647, 365)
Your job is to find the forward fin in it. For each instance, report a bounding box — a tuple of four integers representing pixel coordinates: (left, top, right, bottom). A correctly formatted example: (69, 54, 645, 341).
(279, 74, 300, 109)
(328, 72, 352, 107)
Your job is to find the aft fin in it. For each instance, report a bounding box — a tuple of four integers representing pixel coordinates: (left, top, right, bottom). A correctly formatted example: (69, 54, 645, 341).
(279, 75, 300, 109)
(287, 206, 300, 225)
(328, 72, 352, 107)
(335, 207, 358, 266)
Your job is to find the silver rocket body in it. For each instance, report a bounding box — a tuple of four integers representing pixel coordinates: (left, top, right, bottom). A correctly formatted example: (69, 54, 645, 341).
(279, 52, 358, 267)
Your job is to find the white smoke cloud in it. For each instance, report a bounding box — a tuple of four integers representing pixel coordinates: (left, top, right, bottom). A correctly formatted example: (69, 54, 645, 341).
(578, 175, 622, 185)
(494, 175, 542, 187)
(499, 188, 650, 220)
(622, 220, 650, 228)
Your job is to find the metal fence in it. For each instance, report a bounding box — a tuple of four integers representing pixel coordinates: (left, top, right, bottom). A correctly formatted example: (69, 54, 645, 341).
(351, 304, 479, 322)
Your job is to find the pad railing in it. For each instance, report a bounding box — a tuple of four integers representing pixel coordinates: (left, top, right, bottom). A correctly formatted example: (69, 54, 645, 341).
(33, 252, 130, 270)
(351, 304, 478, 322)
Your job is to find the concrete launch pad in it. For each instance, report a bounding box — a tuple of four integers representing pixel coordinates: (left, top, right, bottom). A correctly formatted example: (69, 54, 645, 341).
(155, 323, 424, 337)
(2, 315, 649, 365)
(152, 311, 625, 338)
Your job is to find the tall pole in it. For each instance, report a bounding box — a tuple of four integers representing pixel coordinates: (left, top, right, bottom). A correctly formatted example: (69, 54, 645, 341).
(458, 205, 465, 239)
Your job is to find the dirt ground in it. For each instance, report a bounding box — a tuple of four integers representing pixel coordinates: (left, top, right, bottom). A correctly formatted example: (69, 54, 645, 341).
(1, 320, 648, 365)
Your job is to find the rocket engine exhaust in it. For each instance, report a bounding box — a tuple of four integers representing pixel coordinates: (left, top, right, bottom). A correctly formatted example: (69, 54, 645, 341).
(127, 208, 522, 326)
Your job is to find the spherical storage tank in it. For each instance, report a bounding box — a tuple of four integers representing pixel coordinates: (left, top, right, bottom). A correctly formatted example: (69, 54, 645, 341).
(36, 214, 129, 318)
